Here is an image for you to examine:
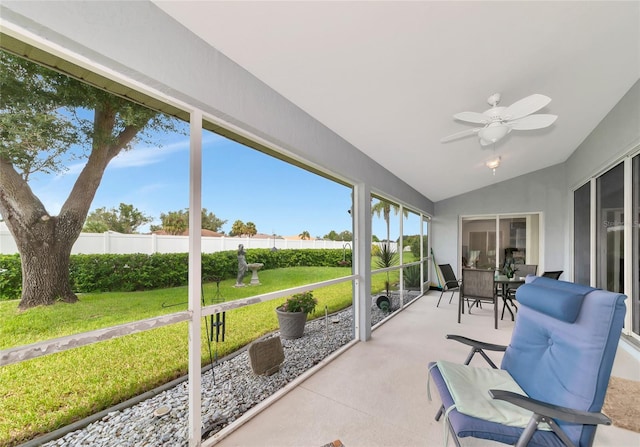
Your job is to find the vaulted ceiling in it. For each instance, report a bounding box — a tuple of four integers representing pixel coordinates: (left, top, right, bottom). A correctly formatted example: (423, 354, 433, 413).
(155, 1, 640, 201)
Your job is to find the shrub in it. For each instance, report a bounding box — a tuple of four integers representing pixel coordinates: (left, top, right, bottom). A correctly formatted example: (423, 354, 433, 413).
(0, 249, 348, 299)
(403, 265, 421, 289)
(0, 254, 21, 300)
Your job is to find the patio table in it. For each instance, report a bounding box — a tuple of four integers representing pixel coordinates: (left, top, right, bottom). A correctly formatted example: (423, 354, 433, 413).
(494, 276, 525, 320)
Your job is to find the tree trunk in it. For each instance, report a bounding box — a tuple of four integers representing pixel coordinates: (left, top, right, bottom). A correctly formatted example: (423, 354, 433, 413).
(18, 219, 78, 309)
(0, 103, 144, 309)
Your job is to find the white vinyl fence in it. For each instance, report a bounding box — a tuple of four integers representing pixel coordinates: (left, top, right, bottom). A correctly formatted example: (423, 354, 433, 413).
(0, 223, 365, 255)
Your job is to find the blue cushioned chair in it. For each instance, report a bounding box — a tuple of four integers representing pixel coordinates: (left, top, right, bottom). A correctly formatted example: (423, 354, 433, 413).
(429, 276, 626, 447)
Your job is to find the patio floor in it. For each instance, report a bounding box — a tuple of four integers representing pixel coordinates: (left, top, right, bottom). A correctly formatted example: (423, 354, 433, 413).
(212, 290, 640, 447)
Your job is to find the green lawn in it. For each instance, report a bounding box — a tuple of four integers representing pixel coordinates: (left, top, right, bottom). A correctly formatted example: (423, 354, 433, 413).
(0, 266, 392, 447)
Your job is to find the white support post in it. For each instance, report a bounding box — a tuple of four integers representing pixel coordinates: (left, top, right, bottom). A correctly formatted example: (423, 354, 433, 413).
(399, 205, 404, 309)
(353, 183, 372, 341)
(590, 178, 597, 287)
(188, 111, 203, 447)
(623, 157, 633, 335)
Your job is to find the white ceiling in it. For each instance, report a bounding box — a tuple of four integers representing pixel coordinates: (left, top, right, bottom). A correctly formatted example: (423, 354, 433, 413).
(155, 1, 640, 202)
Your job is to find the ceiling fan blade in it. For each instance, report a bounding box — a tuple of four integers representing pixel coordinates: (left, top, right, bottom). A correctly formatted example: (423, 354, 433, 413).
(440, 127, 480, 143)
(509, 114, 558, 130)
(453, 111, 489, 124)
(505, 94, 551, 121)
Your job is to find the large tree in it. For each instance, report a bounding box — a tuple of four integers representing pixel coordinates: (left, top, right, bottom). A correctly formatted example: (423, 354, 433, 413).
(0, 50, 181, 309)
(83, 203, 152, 233)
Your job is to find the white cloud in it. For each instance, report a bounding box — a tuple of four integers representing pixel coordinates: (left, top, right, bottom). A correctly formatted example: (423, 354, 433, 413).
(110, 139, 188, 169)
(58, 133, 225, 176)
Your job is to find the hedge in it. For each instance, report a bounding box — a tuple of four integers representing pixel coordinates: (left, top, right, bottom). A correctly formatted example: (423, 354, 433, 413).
(0, 248, 352, 300)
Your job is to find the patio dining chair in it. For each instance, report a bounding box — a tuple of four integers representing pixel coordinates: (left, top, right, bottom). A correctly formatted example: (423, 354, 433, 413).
(429, 276, 627, 447)
(437, 264, 462, 307)
(459, 268, 497, 329)
(542, 270, 563, 279)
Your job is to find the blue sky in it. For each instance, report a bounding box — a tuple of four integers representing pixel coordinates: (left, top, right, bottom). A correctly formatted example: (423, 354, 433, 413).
(29, 128, 406, 239)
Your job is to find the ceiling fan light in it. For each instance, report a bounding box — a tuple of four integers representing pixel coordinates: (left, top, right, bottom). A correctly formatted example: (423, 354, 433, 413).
(479, 124, 509, 143)
(486, 156, 501, 175)
(485, 157, 501, 170)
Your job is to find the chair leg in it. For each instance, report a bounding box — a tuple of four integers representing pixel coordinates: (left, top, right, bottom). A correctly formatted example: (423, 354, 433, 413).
(435, 405, 444, 421)
(501, 297, 515, 321)
(437, 289, 445, 307)
(448, 290, 455, 304)
(506, 297, 516, 321)
(446, 414, 463, 447)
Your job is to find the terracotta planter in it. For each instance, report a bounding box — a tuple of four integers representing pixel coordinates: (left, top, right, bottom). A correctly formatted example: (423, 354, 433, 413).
(275, 308, 308, 339)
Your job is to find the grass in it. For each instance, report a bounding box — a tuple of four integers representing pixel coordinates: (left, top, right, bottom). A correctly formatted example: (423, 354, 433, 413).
(0, 266, 392, 447)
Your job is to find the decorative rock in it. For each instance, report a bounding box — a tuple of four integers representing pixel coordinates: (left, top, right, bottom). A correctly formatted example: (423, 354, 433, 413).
(153, 406, 171, 417)
(248, 337, 284, 375)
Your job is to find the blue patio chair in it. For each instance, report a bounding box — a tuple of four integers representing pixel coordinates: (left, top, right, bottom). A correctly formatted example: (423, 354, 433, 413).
(428, 276, 626, 447)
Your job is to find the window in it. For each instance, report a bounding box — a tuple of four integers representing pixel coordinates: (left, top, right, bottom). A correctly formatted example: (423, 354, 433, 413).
(596, 163, 624, 292)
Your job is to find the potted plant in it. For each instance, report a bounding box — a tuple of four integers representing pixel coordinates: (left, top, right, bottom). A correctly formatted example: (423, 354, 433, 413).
(503, 263, 518, 279)
(275, 291, 317, 339)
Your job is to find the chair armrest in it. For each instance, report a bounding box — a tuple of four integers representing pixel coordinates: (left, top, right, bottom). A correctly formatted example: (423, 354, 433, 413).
(446, 335, 507, 368)
(446, 335, 508, 352)
(489, 389, 612, 426)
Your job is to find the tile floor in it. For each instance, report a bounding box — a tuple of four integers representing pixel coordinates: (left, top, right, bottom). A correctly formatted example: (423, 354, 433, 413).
(210, 291, 640, 447)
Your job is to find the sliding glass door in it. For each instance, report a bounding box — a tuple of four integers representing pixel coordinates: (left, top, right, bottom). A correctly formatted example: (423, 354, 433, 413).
(596, 163, 625, 293)
(573, 153, 640, 341)
(461, 214, 540, 273)
(574, 182, 591, 285)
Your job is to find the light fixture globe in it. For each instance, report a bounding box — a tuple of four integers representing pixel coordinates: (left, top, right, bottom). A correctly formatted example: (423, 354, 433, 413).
(485, 156, 501, 175)
(478, 123, 509, 144)
(485, 157, 501, 170)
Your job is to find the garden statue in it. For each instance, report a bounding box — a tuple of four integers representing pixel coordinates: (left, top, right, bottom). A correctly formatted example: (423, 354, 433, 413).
(235, 244, 248, 287)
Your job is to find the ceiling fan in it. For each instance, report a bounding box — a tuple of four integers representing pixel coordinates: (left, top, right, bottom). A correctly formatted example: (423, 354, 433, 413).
(441, 93, 558, 146)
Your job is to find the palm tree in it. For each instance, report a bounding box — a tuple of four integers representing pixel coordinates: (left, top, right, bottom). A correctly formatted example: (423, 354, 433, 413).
(371, 199, 408, 246)
(299, 230, 310, 240)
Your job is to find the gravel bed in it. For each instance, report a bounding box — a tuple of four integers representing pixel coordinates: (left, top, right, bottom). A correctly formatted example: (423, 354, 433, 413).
(41, 295, 418, 447)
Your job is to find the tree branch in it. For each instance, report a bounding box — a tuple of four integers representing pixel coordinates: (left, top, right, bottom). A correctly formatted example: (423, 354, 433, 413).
(0, 156, 50, 237)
